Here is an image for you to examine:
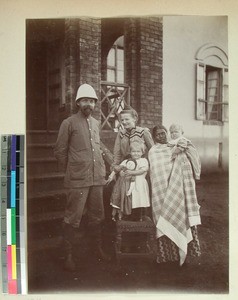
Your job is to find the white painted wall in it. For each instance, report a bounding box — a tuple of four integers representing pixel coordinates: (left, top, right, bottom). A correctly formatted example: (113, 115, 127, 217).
(163, 16, 228, 173)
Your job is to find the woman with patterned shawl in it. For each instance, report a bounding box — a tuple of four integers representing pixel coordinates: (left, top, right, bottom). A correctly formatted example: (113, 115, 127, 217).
(148, 125, 201, 266)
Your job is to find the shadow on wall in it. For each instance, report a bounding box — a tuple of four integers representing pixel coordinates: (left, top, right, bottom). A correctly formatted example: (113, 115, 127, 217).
(192, 137, 228, 173)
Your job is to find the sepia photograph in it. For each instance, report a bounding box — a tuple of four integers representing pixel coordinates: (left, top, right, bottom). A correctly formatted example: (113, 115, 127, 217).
(25, 15, 229, 294)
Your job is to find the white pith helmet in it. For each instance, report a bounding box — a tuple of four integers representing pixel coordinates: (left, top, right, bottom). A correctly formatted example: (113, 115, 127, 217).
(75, 84, 98, 102)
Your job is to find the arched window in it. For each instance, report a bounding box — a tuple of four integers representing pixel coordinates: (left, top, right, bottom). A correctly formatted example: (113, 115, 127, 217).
(107, 36, 124, 83)
(195, 43, 228, 123)
(101, 35, 130, 131)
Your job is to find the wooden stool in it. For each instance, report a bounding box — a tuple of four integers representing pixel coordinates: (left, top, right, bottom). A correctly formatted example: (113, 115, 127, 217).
(115, 216, 156, 264)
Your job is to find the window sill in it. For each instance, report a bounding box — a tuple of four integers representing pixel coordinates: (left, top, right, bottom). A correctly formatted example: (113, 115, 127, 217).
(203, 120, 224, 126)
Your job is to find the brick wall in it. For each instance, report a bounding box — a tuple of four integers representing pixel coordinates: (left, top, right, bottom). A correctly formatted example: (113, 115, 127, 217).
(64, 19, 79, 115)
(64, 18, 102, 119)
(63, 17, 163, 127)
(78, 18, 101, 120)
(124, 18, 140, 112)
(125, 17, 163, 129)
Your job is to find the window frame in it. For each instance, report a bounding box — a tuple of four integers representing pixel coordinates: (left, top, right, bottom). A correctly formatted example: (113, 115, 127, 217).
(107, 44, 125, 84)
(196, 62, 228, 123)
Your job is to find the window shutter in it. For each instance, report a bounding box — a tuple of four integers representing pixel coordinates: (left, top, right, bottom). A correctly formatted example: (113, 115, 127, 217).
(196, 63, 206, 120)
(222, 68, 229, 122)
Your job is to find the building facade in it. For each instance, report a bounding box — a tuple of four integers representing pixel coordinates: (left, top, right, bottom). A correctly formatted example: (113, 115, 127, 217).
(163, 16, 228, 172)
(26, 16, 228, 204)
(26, 15, 228, 246)
(26, 17, 163, 225)
(26, 16, 228, 175)
(26, 17, 163, 133)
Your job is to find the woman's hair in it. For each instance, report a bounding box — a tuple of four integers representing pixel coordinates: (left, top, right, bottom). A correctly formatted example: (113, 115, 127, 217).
(152, 125, 168, 138)
(119, 105, 138, 122)
(130, 140, 145, 154)
(169, 123, 184, 134)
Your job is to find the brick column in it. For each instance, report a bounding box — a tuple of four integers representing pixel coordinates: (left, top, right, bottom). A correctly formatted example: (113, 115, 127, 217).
(125, 17, 163, 129)
(64, 18, 79, 115)
(124, 18, 140, 112)
(139, 17, 163, 128)
(78, 17, 101, 120)
(63, 18, 101, 120)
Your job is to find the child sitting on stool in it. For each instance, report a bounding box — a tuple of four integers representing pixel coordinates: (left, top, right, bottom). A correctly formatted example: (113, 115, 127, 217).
(107, 141, 150, 221)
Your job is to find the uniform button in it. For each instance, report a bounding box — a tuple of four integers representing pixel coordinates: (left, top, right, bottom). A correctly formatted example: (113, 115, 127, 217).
(91, 138, 93, 141)
(89, 128, 91, 131)
(94, 159, 96, 162)
(92, 149, 95, 151)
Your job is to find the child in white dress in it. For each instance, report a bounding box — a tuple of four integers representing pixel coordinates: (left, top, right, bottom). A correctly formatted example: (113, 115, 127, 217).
(168, 123, 189, 159)
(168, 123, 201, 179)
(107, 141, 150, 221)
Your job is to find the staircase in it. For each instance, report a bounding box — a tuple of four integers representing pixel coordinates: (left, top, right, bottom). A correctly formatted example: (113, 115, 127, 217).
(27, 129, 116, 249)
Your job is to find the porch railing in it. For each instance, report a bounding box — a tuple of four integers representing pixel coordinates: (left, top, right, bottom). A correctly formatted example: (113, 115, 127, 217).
(100, 81, 130, 131)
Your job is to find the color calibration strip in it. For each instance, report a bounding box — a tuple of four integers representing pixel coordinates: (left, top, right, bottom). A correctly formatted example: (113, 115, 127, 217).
(0, 135, 26, 294)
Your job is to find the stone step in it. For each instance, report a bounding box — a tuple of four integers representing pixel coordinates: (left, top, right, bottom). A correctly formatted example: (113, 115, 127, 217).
(27, 143, 55, 159)
(27, 210, 114, 248)
(28, 210, 64, 224)
(28, 157, 59, 176)
(27, 130, 58, 144)
(27, 216, 64, 245)
(27, 189, 66, 214)
(27, 190, 65, 245)
(27, 172, 64, 194)
(27, 184, 113, 224)
(28, 188, 67, 200)
(27, 191, 66, 242)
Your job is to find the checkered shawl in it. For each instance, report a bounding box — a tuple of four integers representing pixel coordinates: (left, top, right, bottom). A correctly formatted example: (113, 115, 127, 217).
(148, 143, 201, 265)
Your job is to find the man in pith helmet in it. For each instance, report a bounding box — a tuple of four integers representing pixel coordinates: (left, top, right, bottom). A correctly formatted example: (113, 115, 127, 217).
(54, 83, 110, 271)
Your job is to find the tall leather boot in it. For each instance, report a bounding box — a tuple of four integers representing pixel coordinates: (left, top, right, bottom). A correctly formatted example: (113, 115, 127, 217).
(62, 223, 76, 271)
(89, 223, 111, 262)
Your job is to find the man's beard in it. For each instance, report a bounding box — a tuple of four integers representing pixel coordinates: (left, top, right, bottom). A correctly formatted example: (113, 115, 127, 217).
(81, 106, 93, 117)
